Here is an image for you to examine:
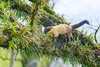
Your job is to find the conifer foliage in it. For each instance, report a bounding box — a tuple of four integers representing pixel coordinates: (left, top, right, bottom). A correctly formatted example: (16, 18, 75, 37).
(0, 0, 100, 67)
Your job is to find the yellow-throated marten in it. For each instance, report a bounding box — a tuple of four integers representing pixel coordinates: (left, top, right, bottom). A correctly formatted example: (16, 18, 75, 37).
(42, 20, 90, 42)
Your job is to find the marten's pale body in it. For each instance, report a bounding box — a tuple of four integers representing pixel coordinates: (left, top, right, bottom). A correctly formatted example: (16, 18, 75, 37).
(43, 20, 90, 42)
(50, 24, 72, 39)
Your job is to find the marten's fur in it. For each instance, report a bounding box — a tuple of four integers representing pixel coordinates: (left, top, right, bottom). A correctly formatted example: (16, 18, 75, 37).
(43, 20, 90, 42)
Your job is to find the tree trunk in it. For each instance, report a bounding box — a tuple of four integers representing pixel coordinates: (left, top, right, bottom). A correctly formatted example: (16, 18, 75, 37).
(10, 49, 16, 67)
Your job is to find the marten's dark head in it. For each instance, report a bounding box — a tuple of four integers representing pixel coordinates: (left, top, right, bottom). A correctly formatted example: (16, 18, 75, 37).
(44, 27, 52, 34)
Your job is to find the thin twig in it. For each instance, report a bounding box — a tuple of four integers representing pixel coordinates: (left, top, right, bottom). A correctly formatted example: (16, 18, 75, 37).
(94, 25, 100, 43)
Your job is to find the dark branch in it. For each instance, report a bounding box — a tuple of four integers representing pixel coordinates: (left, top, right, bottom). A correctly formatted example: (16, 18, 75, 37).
(30, 1, 41, 26)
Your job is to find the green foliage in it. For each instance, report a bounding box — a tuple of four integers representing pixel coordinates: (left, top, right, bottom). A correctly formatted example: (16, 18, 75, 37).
(0, 1, 10, 22)
(29, 0, 39, 3)
(0, 0, 100, 67)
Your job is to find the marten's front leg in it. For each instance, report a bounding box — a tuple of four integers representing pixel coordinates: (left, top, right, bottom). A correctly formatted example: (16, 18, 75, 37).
(66, 33, 71, 42)
(70, 33, 73, 41)
(66, 33, 70, 46)
(52, 37, 55, 42)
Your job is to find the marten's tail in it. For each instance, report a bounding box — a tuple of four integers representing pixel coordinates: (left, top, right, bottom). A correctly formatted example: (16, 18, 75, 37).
(71, 20, 90, 29)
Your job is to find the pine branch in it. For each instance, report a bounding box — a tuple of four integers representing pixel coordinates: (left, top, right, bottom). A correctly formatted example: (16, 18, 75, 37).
(10, 0, 32, 15)
(30, 1, 41, 26)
